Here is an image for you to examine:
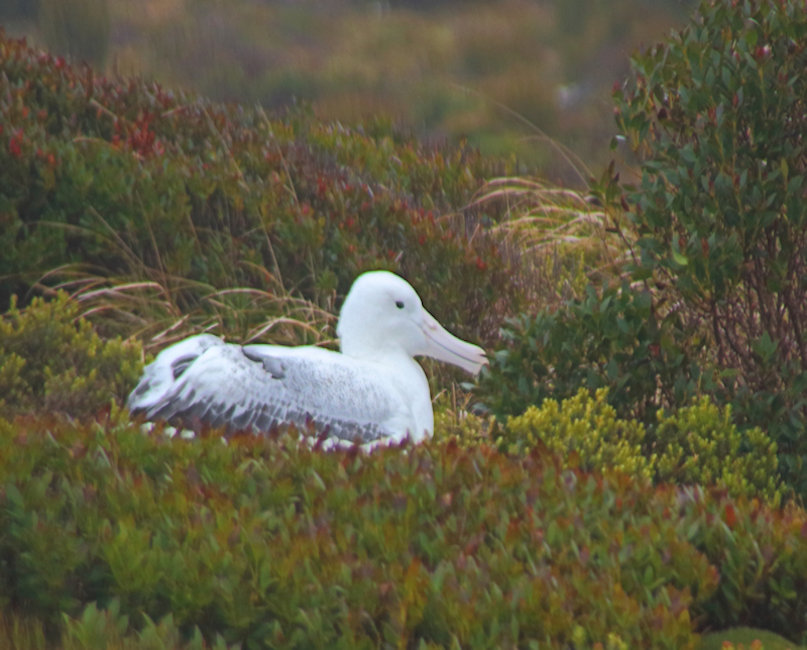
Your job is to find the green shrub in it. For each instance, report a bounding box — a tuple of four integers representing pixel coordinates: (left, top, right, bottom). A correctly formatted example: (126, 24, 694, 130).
(684, 495, 807, 641)
(652, 398, 783, 504)
(0, 414, 724, 648)
(2, 409, 806, 646)
(0, 292, 142, 421)
(61, 600, 234, 650)
(502, 388, 653, 481)
(481, 0, 807, 499)
(476, 281, 701, 423)
(498, 389, 783, 503)
(613, 0, 807, 496)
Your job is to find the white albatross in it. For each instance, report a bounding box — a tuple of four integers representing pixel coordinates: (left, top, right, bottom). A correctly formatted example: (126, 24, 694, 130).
(127, 270, 487, 445)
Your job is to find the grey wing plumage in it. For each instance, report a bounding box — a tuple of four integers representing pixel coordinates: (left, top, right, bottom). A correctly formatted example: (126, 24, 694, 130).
(127, 335, 398, 443)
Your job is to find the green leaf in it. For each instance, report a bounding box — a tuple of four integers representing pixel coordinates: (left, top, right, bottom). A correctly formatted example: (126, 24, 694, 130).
(671, 250, 689, 267)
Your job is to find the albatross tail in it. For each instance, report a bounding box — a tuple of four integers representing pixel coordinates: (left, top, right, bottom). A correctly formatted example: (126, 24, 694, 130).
(127, 334, 223, 416)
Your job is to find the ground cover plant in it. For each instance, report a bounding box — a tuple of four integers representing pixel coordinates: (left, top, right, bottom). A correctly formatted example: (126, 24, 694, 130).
(0, 292, 141, 420)
(498, 389, 784, 504)
(1, 411, 806, 649)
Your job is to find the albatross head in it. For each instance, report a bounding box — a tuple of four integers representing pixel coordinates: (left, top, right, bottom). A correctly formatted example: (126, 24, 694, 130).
(337, 270, 487, 375)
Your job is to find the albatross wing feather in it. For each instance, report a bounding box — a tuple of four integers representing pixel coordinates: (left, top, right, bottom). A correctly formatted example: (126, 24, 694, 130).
(128, 334, 404, 443)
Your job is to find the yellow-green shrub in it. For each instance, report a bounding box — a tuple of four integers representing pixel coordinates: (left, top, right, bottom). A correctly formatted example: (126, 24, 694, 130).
(0, 293, 142, 420)
(502, 388, 653, 480)
(433, 399, 492, 447)
(652, 399, 783, 505)
(500, 389, 784, 502)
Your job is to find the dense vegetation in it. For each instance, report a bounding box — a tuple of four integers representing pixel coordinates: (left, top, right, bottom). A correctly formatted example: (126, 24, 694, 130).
(2, 409, 806, 649)
(0, 28, 526, 353)
(478, 0, 807, 498)
(2, 0, 807, 647)
(2, 0, 696, 181)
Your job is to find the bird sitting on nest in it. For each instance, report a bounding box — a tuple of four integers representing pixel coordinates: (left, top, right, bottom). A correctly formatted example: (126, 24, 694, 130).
(128, 270, 487, 447)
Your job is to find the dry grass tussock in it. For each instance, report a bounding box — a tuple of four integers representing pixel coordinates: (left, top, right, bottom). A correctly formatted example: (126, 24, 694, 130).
(471, 176, 631, 308)
(33, 265, 337, 357)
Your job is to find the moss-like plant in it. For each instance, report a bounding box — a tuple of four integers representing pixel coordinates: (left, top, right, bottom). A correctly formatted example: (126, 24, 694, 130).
(0, 293, 142, 420)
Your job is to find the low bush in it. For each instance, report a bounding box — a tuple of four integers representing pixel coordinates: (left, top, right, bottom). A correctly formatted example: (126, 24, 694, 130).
(651, 398, 782, 505)
(685, 493, 807, 640)
(498, 389, 784, 503)
(501, 388, 652, 481)
(61, 600, 234, 650)
(1, 414, 805, 648)
(0, 292, 142, 421)
(475, 281, 701, 423)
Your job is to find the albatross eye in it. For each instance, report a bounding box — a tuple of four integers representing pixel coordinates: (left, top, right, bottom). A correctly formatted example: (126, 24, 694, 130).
(395, 300, 405, 309)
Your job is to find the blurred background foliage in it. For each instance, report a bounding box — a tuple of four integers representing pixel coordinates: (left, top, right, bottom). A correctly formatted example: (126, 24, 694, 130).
(1, 0, 695, 184)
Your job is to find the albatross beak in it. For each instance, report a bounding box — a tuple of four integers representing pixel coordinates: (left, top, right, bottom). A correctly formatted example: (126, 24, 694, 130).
(419, 310, 488, 376)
